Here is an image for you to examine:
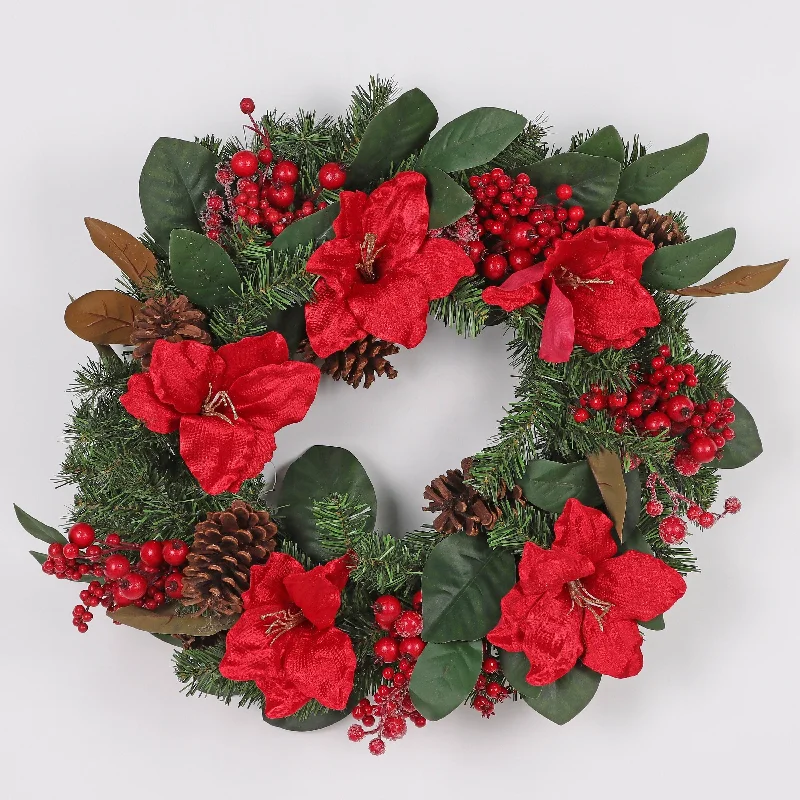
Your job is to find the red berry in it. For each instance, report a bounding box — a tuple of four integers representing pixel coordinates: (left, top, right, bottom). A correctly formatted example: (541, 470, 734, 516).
(486, 682, 507, 699)
(47, 542, 63, 558)
(659, 516, 687, 544)
(399, 636, 425, 660)
(481, 254, 508, 281)
(573, 408, 590, 423)
(662, 395, 695, 422)
(506, 222, 534, 249)
(724, 497, 742, 514)
(164, 573, 183, 599)
(698, 512, 716, 529)
(373, 637, 400, 663)
(646, 500, 664, 517)
(230, 151, 259, 178)
(687, 505, 703, 521)
(318, 162, 347, 190)
(394, 611, 423, 638)
(240, 97, 255, 115)
(567, 205, 585, 222)
(77, 623, 89, 633)
(508, 248, 534, 271)
(644, 411, 671, 433)
(482, 657, 499, 674)
(139, 540, 163, 568)
(555, 184, 572, 200)
(117, 573, 148, 601)
(256, 148, 273, 166)
(625, 402, 643, 418)
(674, 451, 701, 477)
(368, 738, 386, 756)
(690, 435, 717, 464)
(412, 590, 423, 611)
(266, 184, 295, 209)
(347, 725, 365, 742)
(68, 522, 95, 548)
(373, 595, 402, 623)
(383, 716, 407, 741)
(62, 543, 79, 559)
(272, 160, 299, 184)
(607, 391, 628, 411)
(162, 540, 189, 566)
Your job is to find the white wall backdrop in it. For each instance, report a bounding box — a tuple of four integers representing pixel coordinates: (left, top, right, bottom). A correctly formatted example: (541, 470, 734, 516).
(1, 1, 798, 798)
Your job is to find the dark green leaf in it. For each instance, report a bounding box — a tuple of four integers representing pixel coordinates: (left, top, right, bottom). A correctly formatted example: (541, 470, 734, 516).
(718, 396, 762, 469)
(345, 88, 438, 189)
(519, 459, 602, 514)
(150, 633, 183, 646)
(616, 133, 709, 204)
(576, 125, 625, 163)
(422, 167, 474, 229)
(278, 446, 377, 562)
(266, 305, 306, 356)
(169, 230, 241, 309)
(271, 202, 340, 253)
(617, 467, 654, 556)
(139, 137, 218, 251)
(499, 649, 539, 698)
(408, 640, 483, 721)
(29, 551, 47, 565)
(263, 697, 356, 732)
(638, 614, 665, 631)
(520, 153, 621, 219)
(421, 532, 516, 643)
(14, 505, 67, 545)
(641, 228, 736, 290)
(417, 107, 526, 172)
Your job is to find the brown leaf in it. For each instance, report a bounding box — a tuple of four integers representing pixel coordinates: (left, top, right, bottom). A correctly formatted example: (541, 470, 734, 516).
(64, 290, 142, 344)
(84, 217, 157, 286)
(587, 449, 627, 538)
(108, 603, 238, 636)
(672, 259, 788, 297)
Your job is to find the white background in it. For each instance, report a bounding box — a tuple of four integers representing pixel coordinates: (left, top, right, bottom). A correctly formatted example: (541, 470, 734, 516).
(1, 1, 798, 797)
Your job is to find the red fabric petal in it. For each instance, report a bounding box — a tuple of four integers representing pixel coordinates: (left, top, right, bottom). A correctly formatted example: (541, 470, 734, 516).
(283, 556, 350, 630)
(304, 239, 362, 296)
(583, 551, 687, 623)
(332, 190, 368, 240)
(581, 611, 644, 679)
(486, 585, 530, 653)
(259, 671, 311, 719)
(516, 541, 594, 597)
(120, 373, 180, 434)
(178, 415, 275, 495)
(218, 608, 280, 683)
(148, 339, 225, 414)
(400, 238, 476, 300)
(244, 555, 304, 610)
(217, 332, 289, 386)
(552, 499, 618, 567)
(538, 280, 575, 363)
(305, 279, 367, 358)
(482, 275, 546, 312)
(587, 227, 654, 279)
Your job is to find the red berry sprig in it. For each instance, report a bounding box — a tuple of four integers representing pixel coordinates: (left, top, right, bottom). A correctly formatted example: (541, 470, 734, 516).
(470, 653, 512, 718)
(347, 591, 427, 755)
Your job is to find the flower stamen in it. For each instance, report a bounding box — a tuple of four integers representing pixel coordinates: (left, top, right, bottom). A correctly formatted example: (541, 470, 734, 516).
(261, 609, 305, 644)
(557, 267, 614, 292)
(567, 579, 613, 631)
(201, 383, 238, 425)
(355, 232, 385, 282)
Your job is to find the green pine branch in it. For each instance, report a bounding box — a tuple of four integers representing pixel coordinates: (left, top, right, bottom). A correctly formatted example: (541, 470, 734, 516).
(429, 276, 491, 337)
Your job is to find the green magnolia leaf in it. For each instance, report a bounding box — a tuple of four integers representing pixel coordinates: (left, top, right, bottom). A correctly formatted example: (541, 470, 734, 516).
(417, 107, 526, 172)
(639, 614, 665, 631)
(139, 137, 218, 251)
(29, 551, 47, 565)
(263, 696, 357, 732)
(421, 532, 516, 643)
(265, 305, 306, 356)
(520, 153, 622, 219)
(422, 167, 474, 229)
(109, 603, 237, 636)
(14, 505, 67, 545)
(576, 126, 625, 163)
(718, 396, 762, 469)
(408, 640, 483, 721)
(150, 633, 183, 646)
(345, 89, 438, 189)
(271, 202, 340, 252)
(641, 228, 737, 290)
(616, 133, 709, 204)
(169, 230, 241, 309)
(518, 459, 602, 514)
(278, 446, 377, 562)
(617, 467, 654, 556)
(499, 649, 539, 698)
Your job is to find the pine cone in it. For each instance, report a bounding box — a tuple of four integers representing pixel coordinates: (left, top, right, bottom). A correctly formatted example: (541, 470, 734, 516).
(130, 295, 211, 368)
(320, 335, 400, 389)
(588, 201, 686, 249)
(181, 500, 278, 616)
(423, 458, 499, 536)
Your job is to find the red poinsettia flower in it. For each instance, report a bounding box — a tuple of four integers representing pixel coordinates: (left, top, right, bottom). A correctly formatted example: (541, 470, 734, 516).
(120, 333, 320, 495)
(482, 227, 660, 362)
(219, 553, 357, 718)
(488, 498, 686, 683)
(304, 171, 476, 357)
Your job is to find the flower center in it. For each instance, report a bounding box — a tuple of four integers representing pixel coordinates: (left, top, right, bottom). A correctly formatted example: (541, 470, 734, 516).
(355, 232, 385, 282)
(201, 383, 238, 425)
(566, 579, 613, 631)
(555, 266, 614, 292)
(261, 608, 305, 644)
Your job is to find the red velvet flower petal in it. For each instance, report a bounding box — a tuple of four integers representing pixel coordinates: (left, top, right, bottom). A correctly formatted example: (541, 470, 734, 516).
(482, 280, 546, 312)
(586, 227, 654, 279)
(332, 190, 369, 240)
(538, 280, 575, 363)
(583, 551, 687, 623)
(259, 669, 312, 719)
(486, 585, 530, 653)
(120, 373, 181, 434)
(283, 556, 350, 630)
(400, 237, 476, 300)
(304, 238, 362, 296)
(217, 332, 289, 386)
(178, 415, 276, 495)
(305, 279, 367, 358)
(580, 611, 644, 679)
(219, 608, 282, 684)
(516, 541, 594, 598)
(148, 339, 225, 414)
(552, 499, 618, 567)
(244, 555, 305, 610)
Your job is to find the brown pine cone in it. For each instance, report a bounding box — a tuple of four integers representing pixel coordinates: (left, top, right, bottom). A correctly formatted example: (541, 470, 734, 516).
(181, 500, 278, 616)
(321, 335, 400, 389)
(423, 458, 499, 536)
(130, 295, 211, 368)
(588, 201, 686, 249)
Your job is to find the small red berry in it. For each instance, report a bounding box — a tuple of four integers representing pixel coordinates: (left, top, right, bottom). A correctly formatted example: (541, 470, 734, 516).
(266, 184, 295, 209)
(239, 98, 255, 115)
(555, 184, 573, 200)
(698, 512, 716, 529)
(687, 505, 703, 521)
(62, 543, 79, 559)
(412, 590, 423, 611)
(573, 408, 590, 423)
(318, 162, 347, 190)
(482, 657, 500, 674)
(724, 497, 742, 514)
(230, 151, 259, 178)
(646, 500, 664, 517)
(373, 637, 400, 663)
(373, 595, 402, 623)
(481, 253, 508, 281)
(117, 573, 148, 601)
(644, 411, 671, 433)
(607, 391, 628, 411)
(662, 395, 695, 422)
(690, 435, 717, 464)
(674, 451, 701, 477)
(394, 611, 423, 639)
(347, 725, 365, 742)
(47, 542, 63, 558)
(272, 160, 300, 185)
(68, 522, 95, 548)
(368, 738, 386, 756)
(399, 636, 425, 660)
(139, 540, 164, 568)
(164, 572, 183, 599)
(625, 402, 643, 418)
(162, 540, 189, 566)
(659, 516, 687, 544)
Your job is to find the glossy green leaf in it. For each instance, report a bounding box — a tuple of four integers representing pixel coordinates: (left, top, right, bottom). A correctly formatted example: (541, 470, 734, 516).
(499, 649, 539, 698)
(421, 532, 516, 643)
(29, 551, 47, 565)
(271, 202, 339, 253)
(408, 640, 483, 721)
(617, 466, 654, 556)
(718, 396, 762, 469)
(417, 107, 526, 172)
(518, 459, 602, 514)
(638, 614, 665, 631)
(139, 137, 218, 251)
(169, 230, 241, 309)
(14, 505, 67, 545)
(278, 446, 377, 562)
(520, 153, 622, 219)
(576, 126, 625, 163)
(422, 167, 474, 229)
(345, 89, 438, 189)
(641, 228, 736, 290)
(616, 133, 709, 204)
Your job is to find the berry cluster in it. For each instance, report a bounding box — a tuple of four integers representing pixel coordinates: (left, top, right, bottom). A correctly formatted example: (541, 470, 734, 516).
(202, 98, 344, 241)
(467, 169, 585, 282)
(347, 592, 427, 755)
(471, 655, 511, 718)
(40, 523, 187, 633)
(644, 472, 742, 544)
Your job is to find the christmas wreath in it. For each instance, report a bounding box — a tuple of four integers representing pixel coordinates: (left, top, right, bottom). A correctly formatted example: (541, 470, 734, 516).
(16, 79, 787, 755)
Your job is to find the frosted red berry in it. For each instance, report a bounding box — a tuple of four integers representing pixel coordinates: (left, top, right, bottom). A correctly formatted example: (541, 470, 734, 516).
(724, 497, 742, 514)
(394, 611, 423, 638)
(659, 516, 687, 544)
(368, 738, 386, 756)
(240, 98, 255, 115)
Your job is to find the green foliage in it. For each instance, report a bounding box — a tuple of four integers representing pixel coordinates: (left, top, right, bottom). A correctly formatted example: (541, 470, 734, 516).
(642, 229, 737, 290)
(169, 229, 241, 308)
(718, 396, 762, 469)
(571, 125, 625, 163)
(271, 202, 339, 253)
(14, 505, 67, 545)
(478, 118, 550, 175)
(421, 167, 474, 228)
(429, 276, 490, 338)
(518, 459, 602, 513)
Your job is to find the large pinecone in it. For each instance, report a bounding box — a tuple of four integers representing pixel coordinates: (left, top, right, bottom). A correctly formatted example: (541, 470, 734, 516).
(423, 458, 499, 536)
(319, 335, 400, 389)
(588, 201, 686, 249)
(130, 295, 211, 368)
(181, 500, 278, 616)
